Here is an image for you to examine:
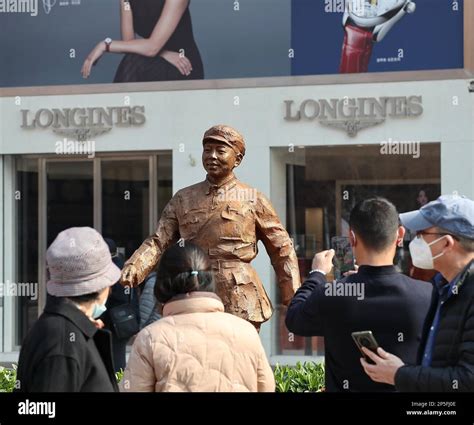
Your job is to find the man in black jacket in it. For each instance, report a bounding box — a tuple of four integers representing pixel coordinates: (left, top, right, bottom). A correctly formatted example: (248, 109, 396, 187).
(361, 195, 474, 392)
(286, 198, 432, 392)
(16, 227, 120, 392)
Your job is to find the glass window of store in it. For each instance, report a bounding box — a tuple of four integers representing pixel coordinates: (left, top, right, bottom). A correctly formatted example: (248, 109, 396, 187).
(14, 153, 172, 346)
(16, 159, 39, 346)
(102, 159, 150, 260)
(272, 143, 441, 358)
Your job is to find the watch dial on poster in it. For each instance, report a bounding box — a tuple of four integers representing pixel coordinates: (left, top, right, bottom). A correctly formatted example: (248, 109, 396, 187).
(350, 0, 406, 18)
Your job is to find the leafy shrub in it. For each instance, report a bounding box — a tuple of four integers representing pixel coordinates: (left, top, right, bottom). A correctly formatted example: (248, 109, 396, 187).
(1, 363, 325, 393)
(274, 361, 325, 392)
(0, 365, 123, 392)
(115, 368, 124, 383)
(0, 365, 17, 393)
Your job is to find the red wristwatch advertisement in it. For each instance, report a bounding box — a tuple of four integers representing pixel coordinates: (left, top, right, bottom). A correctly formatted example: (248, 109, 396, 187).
(339, 24, 374, 73)
(339, 0, 417, 73)
(293, 0, 463, 76)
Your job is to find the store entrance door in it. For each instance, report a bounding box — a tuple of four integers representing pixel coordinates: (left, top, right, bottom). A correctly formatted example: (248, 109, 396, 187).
(15, 153, 172, 345)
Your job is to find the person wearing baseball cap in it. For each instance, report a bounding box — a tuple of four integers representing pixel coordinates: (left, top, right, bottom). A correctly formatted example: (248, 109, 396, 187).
(120, 124, 300, 331)
(361, 194, 474, 392)
(16, 227, 120, 392)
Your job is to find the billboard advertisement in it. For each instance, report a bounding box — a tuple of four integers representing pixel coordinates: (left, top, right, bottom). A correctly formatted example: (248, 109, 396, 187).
(0, 0, 464, 88)
(292, 0, 464, 75)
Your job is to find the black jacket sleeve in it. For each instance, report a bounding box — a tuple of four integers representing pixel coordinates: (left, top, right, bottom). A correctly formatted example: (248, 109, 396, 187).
(285, 272, 327, 336)
(28, 355, 81, 392)
(395, 301, 474, 392)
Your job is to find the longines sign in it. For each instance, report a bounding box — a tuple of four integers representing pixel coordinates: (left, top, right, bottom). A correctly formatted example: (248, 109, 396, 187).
(20, 106, 146, 141)
(284, 96, 423, 137)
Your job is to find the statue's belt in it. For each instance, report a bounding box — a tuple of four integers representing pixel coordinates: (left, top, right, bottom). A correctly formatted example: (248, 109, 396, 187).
(209, 258, 252, 271)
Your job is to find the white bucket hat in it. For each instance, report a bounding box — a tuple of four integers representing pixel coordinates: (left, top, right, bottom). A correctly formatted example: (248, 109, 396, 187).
(46, 227, 121, 297)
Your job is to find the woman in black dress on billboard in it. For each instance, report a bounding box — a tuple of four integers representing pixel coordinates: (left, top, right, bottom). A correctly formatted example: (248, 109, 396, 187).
(81, 0, 204, 82)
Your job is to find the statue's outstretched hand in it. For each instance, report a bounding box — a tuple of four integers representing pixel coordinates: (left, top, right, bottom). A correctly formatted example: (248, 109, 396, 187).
(120, 264, 138, 287)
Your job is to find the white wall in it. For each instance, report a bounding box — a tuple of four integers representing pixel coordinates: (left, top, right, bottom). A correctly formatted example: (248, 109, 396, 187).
(1, 80, 473, 153)
(1, 78, 473, 359)
(3, 79, 473, 212)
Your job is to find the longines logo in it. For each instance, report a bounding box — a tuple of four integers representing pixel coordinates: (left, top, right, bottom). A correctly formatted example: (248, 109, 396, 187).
(21, 106, 146, 141)
(284, 96, 423, 137)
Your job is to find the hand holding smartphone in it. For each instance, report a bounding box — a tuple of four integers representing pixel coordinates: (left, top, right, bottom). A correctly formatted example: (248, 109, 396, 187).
(351, 331, 380, 364)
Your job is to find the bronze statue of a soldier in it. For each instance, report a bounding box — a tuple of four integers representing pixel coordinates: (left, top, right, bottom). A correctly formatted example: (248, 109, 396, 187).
(120, 125, 300, 330)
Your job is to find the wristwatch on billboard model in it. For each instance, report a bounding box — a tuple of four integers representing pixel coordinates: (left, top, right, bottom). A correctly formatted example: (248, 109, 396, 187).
(104, 37, 112, 52)
(339, 0, 416, 74)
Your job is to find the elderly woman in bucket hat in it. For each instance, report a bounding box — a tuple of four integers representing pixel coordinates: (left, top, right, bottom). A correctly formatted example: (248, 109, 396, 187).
(16, 227, 120, 392)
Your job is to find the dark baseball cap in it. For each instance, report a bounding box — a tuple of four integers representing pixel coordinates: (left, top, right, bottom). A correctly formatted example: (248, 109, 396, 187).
(399, 194, 474, 240)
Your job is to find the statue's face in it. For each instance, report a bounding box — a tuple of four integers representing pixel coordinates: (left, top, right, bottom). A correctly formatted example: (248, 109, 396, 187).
(202, 141, 241, 180)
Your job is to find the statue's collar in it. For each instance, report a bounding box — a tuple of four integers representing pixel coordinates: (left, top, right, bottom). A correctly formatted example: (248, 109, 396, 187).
(205, 174, 237, 194)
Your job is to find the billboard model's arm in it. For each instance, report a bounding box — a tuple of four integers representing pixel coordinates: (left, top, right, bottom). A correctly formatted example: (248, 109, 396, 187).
(120, 0, 135, 42)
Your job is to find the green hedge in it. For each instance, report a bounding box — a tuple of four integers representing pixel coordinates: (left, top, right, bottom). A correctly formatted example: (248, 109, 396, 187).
(1, 362, 325, 392)
(274, 361, 325, 392)
(0, 367, 125, 392)
(0, 366, 17, 393)
(115, 369, 124, 383)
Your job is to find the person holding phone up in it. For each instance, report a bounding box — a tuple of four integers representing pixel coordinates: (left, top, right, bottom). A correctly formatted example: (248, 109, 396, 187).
(286, 198, 432, 392)
(361, 195, 474, 392)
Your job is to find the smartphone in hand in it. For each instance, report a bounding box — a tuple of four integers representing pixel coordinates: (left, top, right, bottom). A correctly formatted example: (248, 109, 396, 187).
(352, 331, 380, 364)
(331, 236, 355, 275)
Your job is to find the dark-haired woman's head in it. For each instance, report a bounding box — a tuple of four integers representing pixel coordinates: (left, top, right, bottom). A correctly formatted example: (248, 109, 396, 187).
(154, 242, 215, 304)
(417, 189, 429, 207)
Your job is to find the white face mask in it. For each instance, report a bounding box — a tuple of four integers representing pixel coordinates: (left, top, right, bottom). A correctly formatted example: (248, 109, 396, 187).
(92, 302, 107, 319)
(409, 235, 447, 270)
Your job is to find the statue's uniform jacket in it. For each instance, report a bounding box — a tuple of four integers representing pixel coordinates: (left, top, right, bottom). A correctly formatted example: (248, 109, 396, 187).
(125, 175, 300, 323)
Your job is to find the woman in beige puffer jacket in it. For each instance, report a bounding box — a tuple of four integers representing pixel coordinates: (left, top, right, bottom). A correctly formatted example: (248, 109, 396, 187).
(120, 242, 275, 392)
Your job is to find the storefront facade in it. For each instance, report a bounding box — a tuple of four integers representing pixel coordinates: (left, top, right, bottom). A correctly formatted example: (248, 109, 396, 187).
(0, 77, 473, 365)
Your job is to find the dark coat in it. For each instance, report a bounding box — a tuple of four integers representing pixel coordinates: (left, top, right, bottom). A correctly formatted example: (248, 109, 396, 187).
(286, 265, 432, 392)
(16, 296, 118, 392)
(100, 253, 140, 372)
(395, 260, 474, 392)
